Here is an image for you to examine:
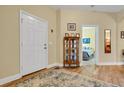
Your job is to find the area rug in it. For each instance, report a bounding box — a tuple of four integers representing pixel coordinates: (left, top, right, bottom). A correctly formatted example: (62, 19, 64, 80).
(15, 68, 118, 87)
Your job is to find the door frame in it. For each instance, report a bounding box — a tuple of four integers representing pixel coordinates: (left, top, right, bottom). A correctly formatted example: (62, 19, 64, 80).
(20, 10, 48, 76)
(80, 25, 99, 65)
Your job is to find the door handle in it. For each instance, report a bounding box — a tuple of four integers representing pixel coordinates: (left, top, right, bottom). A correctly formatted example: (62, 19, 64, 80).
(44, 47, 47, 49)
(44, 44, 47, 46)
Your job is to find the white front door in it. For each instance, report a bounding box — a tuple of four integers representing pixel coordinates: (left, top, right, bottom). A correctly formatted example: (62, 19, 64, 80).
(20, 11, 48, 76)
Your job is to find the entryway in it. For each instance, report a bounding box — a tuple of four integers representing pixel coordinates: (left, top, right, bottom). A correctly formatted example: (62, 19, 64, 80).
(81, 25, 99, 76)
(20, 11, 48, 76)
(81, 25, 99, 65)
(81, 25, 99, 75)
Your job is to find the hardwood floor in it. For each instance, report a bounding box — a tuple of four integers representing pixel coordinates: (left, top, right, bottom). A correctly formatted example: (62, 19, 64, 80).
(1, 65, 124, 87)
(64, 65, 124, 86)
(94, 65, 124, 86)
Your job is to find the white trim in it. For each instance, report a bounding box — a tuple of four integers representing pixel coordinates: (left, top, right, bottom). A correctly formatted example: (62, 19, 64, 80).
(47, 63, 58, 68)
(56, 63, 63, 67)
(81, 25, 99, 65)
(0, 73, 21, 85)
(20, 10, 48, 23)
(20, 10, 23, 76)
(47, 63, 63, 68)
(97, 62, 124, 65)
(96, 25, 99, 64)
(47, 62, 124, 67)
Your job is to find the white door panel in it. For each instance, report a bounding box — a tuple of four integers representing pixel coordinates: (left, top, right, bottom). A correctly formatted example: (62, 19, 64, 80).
(21, 12, 48, 75)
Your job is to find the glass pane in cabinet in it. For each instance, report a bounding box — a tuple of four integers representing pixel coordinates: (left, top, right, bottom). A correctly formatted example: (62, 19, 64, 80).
(66, 49, 68, 54)
(71, 54, 76, 62)
(65, 55, 69, 61)
(71, 50, 76, 62)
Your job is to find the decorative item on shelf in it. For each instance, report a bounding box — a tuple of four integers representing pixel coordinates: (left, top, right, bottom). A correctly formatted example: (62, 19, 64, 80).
(70, 33, 72, 37)
(104, 29, 111, 53)
(67, 23, 76, 31)
(74, 33, 77, 37)
(76, 33, 80, 37)
(71, 33, 75, 37)
(121, 31, 124, 39)
(65, 33, 69, 37)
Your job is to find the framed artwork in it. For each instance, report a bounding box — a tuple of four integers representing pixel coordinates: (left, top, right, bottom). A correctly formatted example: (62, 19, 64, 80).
(104, 29, 111, 53)
(67, 23, 76, 31)
(83, 38, 90, 44)
(121, 31, 124, 39)
(65, 33, 69, 37)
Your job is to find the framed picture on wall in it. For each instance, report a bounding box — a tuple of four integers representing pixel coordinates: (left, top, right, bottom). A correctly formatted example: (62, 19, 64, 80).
(104, 29, 111, 53)
(67, 23, 76, 31)
(121, 31, 124, 39)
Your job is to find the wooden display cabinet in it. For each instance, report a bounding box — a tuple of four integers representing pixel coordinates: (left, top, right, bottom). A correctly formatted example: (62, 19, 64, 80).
(63, 36, 80, 67)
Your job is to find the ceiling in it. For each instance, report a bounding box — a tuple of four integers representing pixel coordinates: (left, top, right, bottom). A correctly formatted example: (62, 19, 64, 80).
(51, 5, 124, 13)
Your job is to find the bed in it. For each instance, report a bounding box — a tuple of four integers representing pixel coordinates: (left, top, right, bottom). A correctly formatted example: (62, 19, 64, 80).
(82, 47, 95, 61)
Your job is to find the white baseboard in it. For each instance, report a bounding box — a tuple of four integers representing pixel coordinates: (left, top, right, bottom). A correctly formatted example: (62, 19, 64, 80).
(47, 63, 63, 68)
(47, 63, 58, 68)
(56, 63, 63, 67)
(48, 62, 124, 67)
(0, 73, 22, 85)
(80, 61, 124, 65)
(97, 62, 124, 65)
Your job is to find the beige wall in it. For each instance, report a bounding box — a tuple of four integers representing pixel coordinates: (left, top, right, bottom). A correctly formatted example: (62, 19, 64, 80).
(59, 9, 117, 64)
(0, 6, 57, 79)
(56, 9, 61, 63)
(117, 11, 124, 62)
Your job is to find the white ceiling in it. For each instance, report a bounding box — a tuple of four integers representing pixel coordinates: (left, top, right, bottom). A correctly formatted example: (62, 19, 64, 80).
(52, 5, 124, 13)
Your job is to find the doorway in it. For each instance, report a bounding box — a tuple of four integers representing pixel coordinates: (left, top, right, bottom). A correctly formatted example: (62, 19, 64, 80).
(20, 11, 48, 76)
(81, 25, 99, 64)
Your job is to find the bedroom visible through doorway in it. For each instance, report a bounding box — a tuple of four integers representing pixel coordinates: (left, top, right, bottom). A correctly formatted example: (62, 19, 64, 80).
(82, 25, 98, 64)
